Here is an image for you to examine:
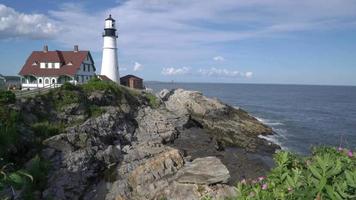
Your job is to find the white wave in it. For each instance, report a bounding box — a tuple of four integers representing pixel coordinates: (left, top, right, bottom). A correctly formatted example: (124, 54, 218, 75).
(256, 117, 283, 126)
(259, 135, 288, 151)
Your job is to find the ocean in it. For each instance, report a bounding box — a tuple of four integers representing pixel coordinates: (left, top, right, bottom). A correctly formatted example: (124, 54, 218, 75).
(145, 82, 356, 154)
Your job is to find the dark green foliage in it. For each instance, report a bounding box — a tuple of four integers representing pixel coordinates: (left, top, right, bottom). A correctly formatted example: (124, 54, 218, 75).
(60, 82, 78, 91)
(235, 146, 356, 200)
(0, 106, 21, 160)
(24, 155, 50, 193)
(0, 90, 16, 104)
(0, 160, 33, 199)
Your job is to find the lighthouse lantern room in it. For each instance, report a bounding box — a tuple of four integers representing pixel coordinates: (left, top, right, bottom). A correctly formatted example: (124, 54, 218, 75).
(101, 14, 120, 83)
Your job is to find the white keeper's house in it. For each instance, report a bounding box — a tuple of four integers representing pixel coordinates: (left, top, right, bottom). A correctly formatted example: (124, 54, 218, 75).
(19, 45, 96, 90)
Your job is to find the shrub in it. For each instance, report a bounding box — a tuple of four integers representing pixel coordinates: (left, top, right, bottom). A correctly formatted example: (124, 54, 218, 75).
(60, 82, 78, 91)
(81, 78, 121, 95)
(0, 160, 33, 199)
(235, 146, 356, 200)
(0, 90, 16, 104)
(0, 107, 21, 159)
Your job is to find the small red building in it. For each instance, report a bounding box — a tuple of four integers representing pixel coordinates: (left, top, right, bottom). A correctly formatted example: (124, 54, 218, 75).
(120, 75, 144, 89)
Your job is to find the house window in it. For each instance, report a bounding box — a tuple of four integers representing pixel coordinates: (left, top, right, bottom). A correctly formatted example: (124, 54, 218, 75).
(83, 65, 86, 71)
(38, 78, 42, 84)
(45, 78, 49, 84)
(52, 78, 56, 84)
(88, 65, 90, 72)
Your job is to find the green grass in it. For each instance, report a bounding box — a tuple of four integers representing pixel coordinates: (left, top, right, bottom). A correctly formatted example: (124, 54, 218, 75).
(89, 105, 105, 117)
(144, 93, 160, 108)
(31, 121, 64, 140)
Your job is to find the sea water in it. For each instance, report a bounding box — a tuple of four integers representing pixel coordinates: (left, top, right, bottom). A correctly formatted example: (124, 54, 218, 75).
(146, 82, 356, 154)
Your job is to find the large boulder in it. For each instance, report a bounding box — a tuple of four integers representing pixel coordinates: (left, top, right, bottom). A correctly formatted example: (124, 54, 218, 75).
(176, 157, 230, 185)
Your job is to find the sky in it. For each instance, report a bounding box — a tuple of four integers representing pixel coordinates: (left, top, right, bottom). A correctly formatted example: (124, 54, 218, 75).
(0, 0, 356, 86)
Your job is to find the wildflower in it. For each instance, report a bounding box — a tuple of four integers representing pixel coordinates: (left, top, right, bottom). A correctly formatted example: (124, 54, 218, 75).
(262, 183, 268, 190)
(240, 179, 247, 184)
(288, 187, 293, 192)
(338, 147, 343, 152)
(258, 176, 265, 181)
(252, 180, 257, 184)
(348, 150, 353, 158)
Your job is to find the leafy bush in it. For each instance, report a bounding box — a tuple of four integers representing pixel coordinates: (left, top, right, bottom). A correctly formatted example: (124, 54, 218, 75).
(60, 82, 78, 91)
(235, 146, 356, 200)
(0, 160, 33, 199)
(0, 90, 16, 104)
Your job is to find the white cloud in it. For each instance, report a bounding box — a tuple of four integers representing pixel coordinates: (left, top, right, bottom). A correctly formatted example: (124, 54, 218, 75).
(198, 67, 252, 78)
(44, 0, 356, 57)
(161, 67, 190, 76)
(133, 62, 143, 71)
(245, 71, 253, 78)
(0, 4, 59, 39)
(213, 56, 225, 61)
(120, 67, 127, 71)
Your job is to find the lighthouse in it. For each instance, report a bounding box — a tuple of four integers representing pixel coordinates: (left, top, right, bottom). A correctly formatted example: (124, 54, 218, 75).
(101, 14, 120, 83)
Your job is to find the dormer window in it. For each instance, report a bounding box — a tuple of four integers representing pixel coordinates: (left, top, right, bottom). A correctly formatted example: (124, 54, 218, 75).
(67, 62, 73, 66)
(32, 62, 38, 66)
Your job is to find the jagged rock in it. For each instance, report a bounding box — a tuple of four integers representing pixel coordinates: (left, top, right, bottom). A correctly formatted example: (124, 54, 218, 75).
(88, 90, 117, 106)
(9, 87, 279, 200)
(158, 89, 171, 100)
(127, 147, 184, 199)
(161, 182, 237, 200)
(135, 106, 183, 143)
(160, 88, 277, 152)
(176, 157, 230, 185)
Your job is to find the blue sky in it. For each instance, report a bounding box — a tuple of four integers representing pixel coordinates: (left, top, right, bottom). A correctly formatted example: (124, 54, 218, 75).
(0, 0, 356, 85)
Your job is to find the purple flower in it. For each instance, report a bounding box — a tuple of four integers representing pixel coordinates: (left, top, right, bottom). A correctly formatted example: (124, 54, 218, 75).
(262, 183, 268, 190)
(348, 150, 353, 158)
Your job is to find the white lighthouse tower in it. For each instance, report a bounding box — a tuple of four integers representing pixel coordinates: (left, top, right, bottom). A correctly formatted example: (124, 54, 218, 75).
(101, 14, 120, 83)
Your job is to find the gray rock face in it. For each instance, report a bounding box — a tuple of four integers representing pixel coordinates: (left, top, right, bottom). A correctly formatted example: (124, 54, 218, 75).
(32, 88, 278, 200)
(42, 109, 136, 200)
(160, 88, 277, 152)
(176, 157, 230, 185)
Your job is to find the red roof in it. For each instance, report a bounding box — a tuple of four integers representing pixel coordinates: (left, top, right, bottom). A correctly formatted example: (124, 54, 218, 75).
(19, 50, 95, 77)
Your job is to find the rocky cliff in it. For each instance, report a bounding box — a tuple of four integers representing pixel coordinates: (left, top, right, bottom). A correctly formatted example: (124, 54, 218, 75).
(0, 80, 279, 200)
